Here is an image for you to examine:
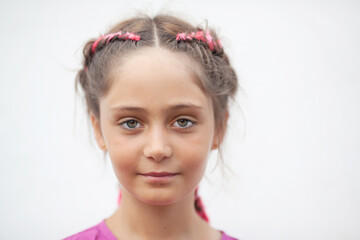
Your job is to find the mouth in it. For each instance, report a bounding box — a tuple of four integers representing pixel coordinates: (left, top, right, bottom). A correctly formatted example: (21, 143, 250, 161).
(138, 172, 179, 184)
(139, 172, 179, 177)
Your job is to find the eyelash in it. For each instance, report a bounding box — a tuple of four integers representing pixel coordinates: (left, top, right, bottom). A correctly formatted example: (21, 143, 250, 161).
(172, 118, 195, 129)
(118, 118, 196, 130)
(118, 119, 142, 130)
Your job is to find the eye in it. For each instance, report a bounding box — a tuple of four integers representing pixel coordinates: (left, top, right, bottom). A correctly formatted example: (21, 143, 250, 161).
(173, 118, 195, 128)
(119, 119, 141, 130)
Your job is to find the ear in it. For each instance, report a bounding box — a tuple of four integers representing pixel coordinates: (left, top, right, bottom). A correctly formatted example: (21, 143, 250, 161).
(211, 111, 229, 150)
(90, 113, 107, 151)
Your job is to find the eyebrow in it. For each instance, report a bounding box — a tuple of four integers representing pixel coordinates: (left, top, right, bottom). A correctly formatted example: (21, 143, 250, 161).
(110, 103, 204, 114)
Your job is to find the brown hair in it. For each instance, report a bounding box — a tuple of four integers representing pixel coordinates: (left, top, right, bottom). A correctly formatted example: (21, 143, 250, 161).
(76, 14, 237, 148)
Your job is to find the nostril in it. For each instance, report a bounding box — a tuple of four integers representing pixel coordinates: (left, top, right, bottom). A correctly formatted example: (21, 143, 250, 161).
(142, 127, 172, 161)
(143, 137, 172, 161)
(143, 144, 172, 162)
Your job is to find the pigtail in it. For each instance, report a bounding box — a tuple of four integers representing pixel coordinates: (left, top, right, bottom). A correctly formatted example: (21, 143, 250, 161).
(195, 187, 210, 222)
(75, 40, 97, 117)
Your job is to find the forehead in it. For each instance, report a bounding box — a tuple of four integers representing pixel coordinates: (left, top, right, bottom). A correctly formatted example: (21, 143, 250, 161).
(111, 47, 203, 86)
(102, 47, 212, 113)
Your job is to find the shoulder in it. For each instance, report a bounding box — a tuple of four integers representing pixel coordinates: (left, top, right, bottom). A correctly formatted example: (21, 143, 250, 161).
(221, 231, 239, 240)
(63, 220, 117, 240)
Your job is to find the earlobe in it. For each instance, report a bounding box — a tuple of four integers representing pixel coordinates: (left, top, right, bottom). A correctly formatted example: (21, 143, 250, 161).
(211, 111, 229, 150)
(90, 113, 107, 151)
(211, 138, 219, 150)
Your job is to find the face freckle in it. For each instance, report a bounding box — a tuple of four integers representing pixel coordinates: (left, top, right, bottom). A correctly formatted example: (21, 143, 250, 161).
(93, 47, 219, 206)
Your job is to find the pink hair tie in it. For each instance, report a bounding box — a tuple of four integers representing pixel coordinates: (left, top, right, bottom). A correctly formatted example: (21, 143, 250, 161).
(106, 34, 116, 44)
(91, 31, 141, 54)
(205, 31, 214, 51)
(176, 33, 187, 41)
(106, 31, 121, 43)
(192, 31, 205, 42)
(126, 32, 141, 41)
(176, 30, 220, 52)
(91, 35, 105, 54)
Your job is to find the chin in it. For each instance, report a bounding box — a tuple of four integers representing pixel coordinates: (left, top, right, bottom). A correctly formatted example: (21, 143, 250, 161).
(137, 188, 181, 206)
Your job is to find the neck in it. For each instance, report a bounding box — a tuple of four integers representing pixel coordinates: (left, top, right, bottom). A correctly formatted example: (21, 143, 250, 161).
(106, 189, 211, 240)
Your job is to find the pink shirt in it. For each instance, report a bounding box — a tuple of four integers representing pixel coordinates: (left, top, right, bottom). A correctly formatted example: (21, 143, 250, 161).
(64, 220, 238, 240)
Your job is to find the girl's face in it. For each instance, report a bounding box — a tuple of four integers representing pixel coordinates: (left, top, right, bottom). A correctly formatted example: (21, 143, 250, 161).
(92, 48, 220, 205)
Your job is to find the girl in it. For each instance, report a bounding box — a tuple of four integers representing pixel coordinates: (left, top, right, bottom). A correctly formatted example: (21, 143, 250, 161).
(65, 14, 238, 240)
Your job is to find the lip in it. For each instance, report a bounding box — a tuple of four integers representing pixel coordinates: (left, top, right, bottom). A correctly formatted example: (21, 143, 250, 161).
(138, 172, 179, 184)
(140, 172, 178, 177)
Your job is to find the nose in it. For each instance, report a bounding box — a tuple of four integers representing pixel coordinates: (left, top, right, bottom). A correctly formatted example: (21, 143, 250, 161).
(143, 125, 172, 162)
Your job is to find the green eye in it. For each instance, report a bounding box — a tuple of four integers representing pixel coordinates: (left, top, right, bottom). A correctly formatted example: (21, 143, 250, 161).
(174, 119, 194, 128)
(121, 120, 140, 129)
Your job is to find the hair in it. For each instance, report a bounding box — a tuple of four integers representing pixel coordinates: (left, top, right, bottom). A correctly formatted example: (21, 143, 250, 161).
(76, 14, 238, 222)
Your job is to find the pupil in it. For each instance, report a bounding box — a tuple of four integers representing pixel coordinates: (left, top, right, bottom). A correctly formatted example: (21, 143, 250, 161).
(178, 119, 188, 127)
(127, 120, 137, 128)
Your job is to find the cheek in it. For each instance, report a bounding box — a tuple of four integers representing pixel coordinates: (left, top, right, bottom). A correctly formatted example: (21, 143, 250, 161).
(176, 130, 213, 176)
(104, 130, 143, 179)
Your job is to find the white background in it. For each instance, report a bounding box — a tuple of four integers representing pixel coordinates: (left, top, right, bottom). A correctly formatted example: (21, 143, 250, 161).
(0, 0, 359, 239)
